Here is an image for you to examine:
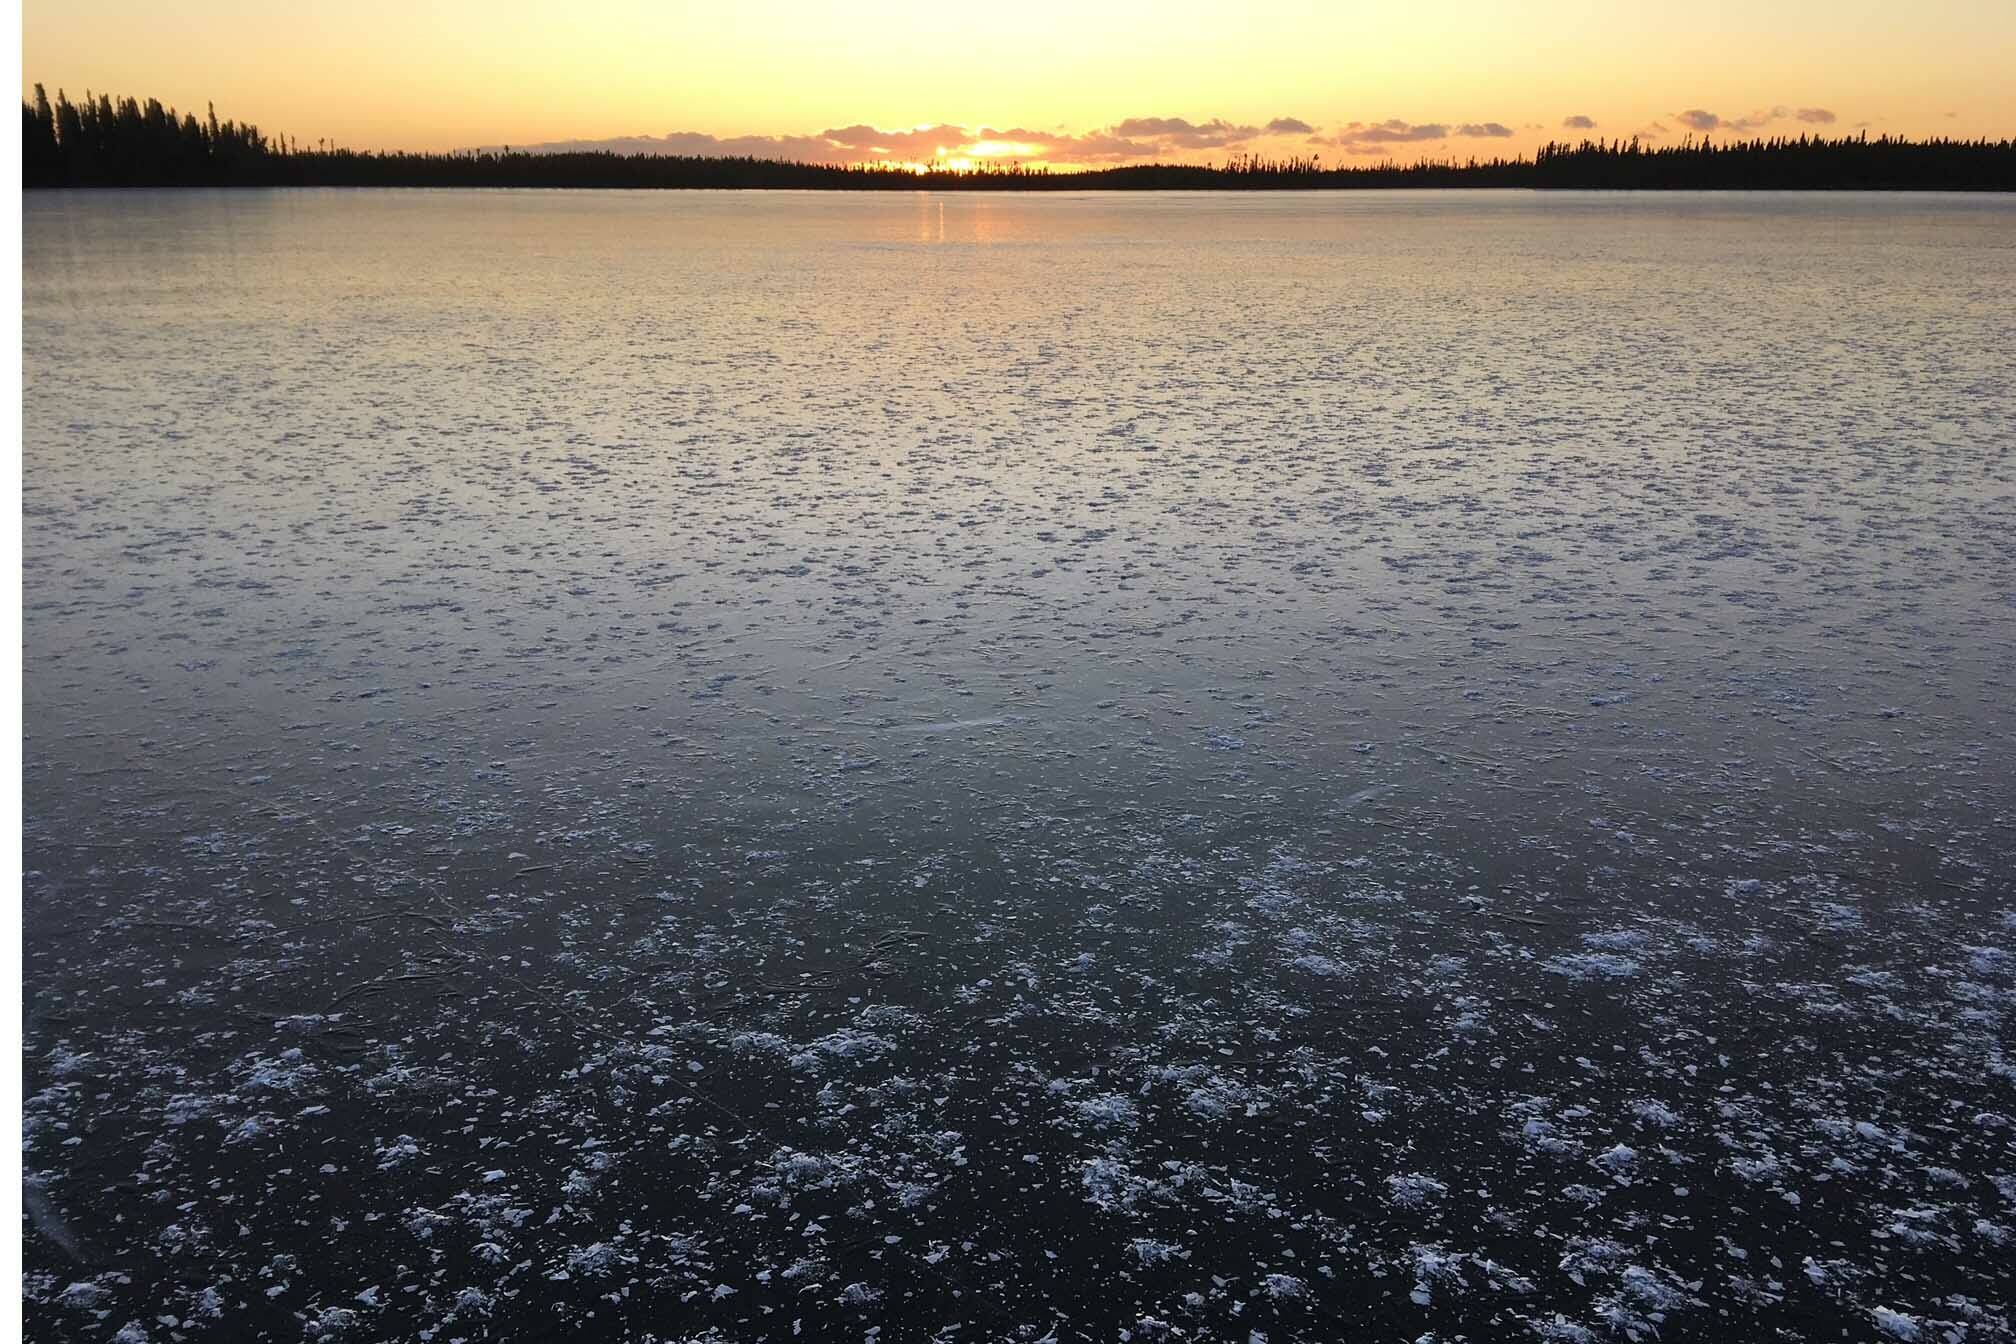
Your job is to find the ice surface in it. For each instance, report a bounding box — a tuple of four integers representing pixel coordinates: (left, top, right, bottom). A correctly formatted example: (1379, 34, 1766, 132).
(19, 189, 2016, 1340)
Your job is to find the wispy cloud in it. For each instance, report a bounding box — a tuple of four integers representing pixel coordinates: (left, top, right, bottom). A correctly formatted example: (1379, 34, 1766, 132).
(1290, 116, 1534, 156)
(1110, 116, 1264, 148)
(1674, 105, 1843, 135)
(1562, 115, 1597, 129)
(1314, 120, 1452, 155)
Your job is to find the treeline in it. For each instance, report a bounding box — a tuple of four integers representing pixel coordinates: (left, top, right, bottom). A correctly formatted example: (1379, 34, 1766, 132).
(22, 86, 280, 187)
(22, 87, 2016, 191)
(1530, 134, 2016, 190)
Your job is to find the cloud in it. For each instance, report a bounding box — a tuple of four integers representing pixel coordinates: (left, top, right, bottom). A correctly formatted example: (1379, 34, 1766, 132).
(1315, 119, 1454, 154)
(1723, 107, 1787, 131)
(1345, 119, 1450, 142)
(821, 123, 977, 158)
(1672, 105, 1843, 136)
(1265, 116, 1315, 135)
(1104, 116, 1257, 148)
(1303, 116, 1520, 156)
(1562, 115, 1597, 129)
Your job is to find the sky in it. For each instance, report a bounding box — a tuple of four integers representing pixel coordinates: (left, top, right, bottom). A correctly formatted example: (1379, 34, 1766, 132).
(22, 1, 2016, 167)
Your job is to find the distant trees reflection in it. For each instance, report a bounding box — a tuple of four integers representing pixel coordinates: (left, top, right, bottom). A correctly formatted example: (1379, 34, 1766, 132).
(22, 88, 2016, 192)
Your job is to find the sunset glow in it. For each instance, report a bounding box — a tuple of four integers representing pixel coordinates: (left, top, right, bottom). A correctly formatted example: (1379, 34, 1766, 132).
(21, 0, 2016, 165)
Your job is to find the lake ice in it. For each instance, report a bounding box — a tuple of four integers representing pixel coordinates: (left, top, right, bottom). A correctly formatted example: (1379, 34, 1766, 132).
(21, 189, 2016, 1341)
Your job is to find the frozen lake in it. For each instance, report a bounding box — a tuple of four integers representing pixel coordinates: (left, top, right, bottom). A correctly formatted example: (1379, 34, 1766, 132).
(22, 189, 2016, 1341)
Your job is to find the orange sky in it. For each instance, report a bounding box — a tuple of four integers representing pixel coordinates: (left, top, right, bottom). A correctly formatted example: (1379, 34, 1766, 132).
(22, 1, 2016, 166)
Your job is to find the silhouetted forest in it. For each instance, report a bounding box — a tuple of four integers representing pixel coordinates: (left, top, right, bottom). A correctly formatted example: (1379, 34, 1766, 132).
(23, 87, 2016, 192)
